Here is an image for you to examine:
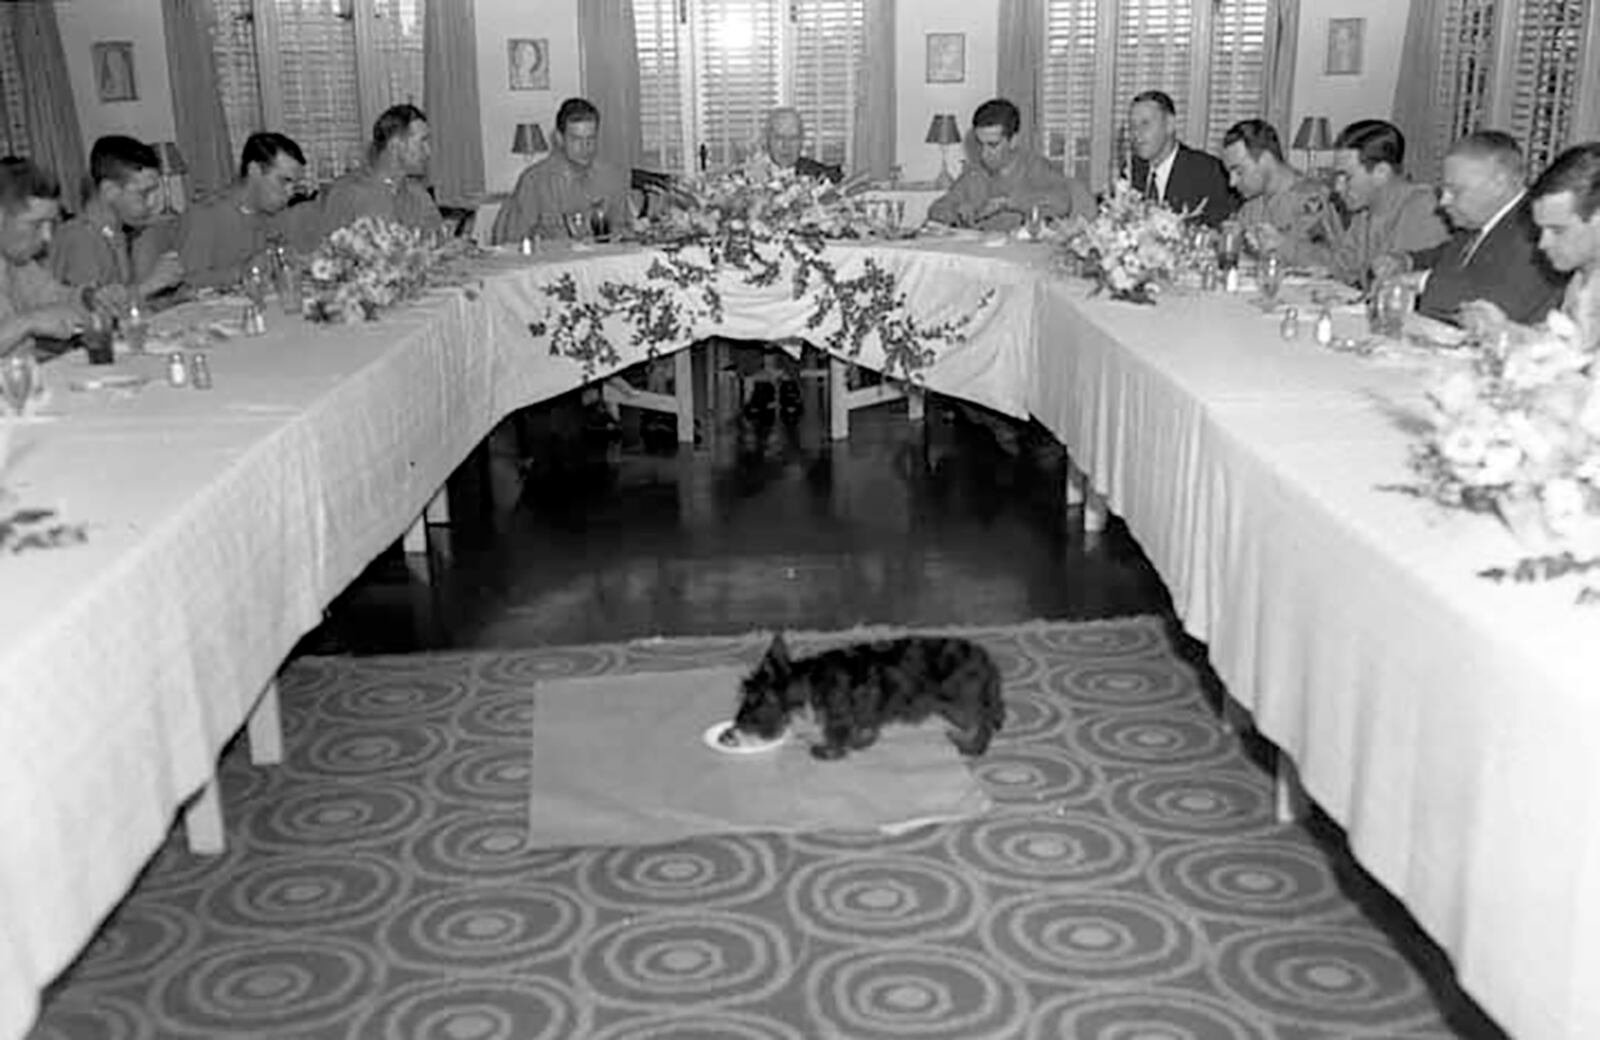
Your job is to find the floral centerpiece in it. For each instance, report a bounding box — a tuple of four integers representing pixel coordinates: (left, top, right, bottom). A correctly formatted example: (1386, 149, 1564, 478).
(642, 165, 889, 246)
(530, 165, 990, 381)
(302, 216, 438, 324)
(1399, 308, 1600, 598)
(1059, 179, 1187, 305)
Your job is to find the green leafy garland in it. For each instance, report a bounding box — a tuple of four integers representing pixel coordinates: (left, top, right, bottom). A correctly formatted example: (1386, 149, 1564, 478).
(528, 230, 995, 381)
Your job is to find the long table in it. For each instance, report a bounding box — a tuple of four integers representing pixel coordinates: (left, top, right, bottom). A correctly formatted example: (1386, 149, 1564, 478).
(3, 240, 1596, 1040)
(0, 240, 1046, 1039)
(1031, 282, 1600, 1040)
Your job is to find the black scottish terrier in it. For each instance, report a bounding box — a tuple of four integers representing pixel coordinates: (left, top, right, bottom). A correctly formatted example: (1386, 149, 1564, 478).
(732, 633, 1005, 760)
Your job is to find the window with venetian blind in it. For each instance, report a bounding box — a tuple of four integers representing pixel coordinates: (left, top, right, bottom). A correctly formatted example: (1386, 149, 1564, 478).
(1430, 0, 1599, 179)
(0, 13, 31, 159)
(208, 0, 423, 186)
(1042, 0, 1270, 189)
(633, 0, 865, 176)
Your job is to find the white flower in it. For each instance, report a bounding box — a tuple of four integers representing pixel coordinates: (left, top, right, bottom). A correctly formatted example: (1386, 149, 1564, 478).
(1475, 443, 1523, 486)
(1541, 477, 1588, 536)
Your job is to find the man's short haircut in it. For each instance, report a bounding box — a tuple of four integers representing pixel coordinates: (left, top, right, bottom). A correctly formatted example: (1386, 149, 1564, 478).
(1333, 119, 1406, 172)
(239, 132, 306, 179)
(1530, 142, 1600, 221)
(766, 106, 803, 135)
(0, 156, 61, 214)
(1222, 119, 1283, 162)
(556, 97, 602, 134)
(972, 98, 1021, 138)
(1131, 90, 1177, 117)
(371, 104, 427, 157)
(1447, 129, 1525, 180)
(89, 135, 159, 190)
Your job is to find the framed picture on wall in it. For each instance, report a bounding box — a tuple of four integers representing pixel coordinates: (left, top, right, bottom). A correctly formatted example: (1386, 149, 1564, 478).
(508, 38, 549, 91)
(92, 42, 137, 103)
(926, 33, 965, 84)
(1325, 18, 1365, 76)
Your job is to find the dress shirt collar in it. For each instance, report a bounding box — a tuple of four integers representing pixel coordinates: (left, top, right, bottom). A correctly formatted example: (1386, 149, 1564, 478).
(1150, 144, 1179, 201)
(1463, 190, 1526, 264)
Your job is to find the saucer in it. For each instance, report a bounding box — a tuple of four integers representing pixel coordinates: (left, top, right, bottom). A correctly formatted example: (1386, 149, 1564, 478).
(701, 721, 786, 755)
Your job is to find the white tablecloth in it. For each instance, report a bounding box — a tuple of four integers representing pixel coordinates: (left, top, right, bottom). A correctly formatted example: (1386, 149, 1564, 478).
(1031, 280, 1600, 1040)
(0, 242, 1040, 1039)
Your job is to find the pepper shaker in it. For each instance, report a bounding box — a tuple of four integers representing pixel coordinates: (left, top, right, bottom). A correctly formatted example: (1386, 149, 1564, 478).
(1279, 306, 1301, 340)
(189, 352, 213, 390)
(1313, 306, 1335, 347)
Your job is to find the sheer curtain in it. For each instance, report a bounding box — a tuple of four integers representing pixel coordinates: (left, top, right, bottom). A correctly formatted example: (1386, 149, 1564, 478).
(2, 1, 85, 201)
(850, 0, 895, 178)
(162, 0, 235, 199)
(579, 0, 643, 173)
(1261, 0, 1300, 142)
(1392, 0, 1448, 180)
(423, 0, 484, 204)
(997, 0, 1045, 148)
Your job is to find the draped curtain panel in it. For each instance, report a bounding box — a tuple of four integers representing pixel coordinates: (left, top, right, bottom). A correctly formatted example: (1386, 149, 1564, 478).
(850, 0, 896, 178)
(6, 1, 85, 205)
(996, 0, 1044, 149)
(1262, 0, 1300, 144)
(162, 0, 236, 200)
(578, 0, 643, 174)
(423, 0, 485, 205)
(1392, 0, 1447, 181)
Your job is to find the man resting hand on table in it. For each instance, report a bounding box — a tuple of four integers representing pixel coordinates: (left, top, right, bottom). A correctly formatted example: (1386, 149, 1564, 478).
(927, 98, 1093, 232)
(0, 159, 90, 359)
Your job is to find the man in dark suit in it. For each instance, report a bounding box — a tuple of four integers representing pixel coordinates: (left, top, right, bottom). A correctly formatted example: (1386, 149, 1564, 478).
(1126, 90, 1235, 227)
(1377, 130, 1565, 326)
(761, 107, 843, 184)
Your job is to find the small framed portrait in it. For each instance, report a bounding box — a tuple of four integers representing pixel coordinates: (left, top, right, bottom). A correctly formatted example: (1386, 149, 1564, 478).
(508, 38, 549, 91)
(1325, 18, 1365, 76)
(92, 41, 137, 103)
(925, 32, 965, 84)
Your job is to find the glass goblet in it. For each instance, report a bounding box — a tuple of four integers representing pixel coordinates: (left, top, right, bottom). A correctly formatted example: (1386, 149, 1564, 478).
(1259, 252, 1284, 304)
(1216, 223, 1243, 271)
(563, 211, 589, 240)
(243, 262, 271, 307)
(2, 353, 38, 416)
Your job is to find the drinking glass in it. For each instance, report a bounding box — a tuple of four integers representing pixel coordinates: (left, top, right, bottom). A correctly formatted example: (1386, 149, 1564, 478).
(1216, 222, 1244, 271)
(1259, 252, 1284, 304)
(2, 354, 37, 415)
(243, 261, 270, 307)
(589, 202, 612, 241)
(81, 311, 115, 365)
(564, 211, 589, 240)
(1372, 279, 1413, 338)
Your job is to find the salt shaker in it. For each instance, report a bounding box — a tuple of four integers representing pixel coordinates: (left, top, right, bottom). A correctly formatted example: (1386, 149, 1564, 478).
(519, 234, 536, 256)
(1223, 266, 1241, 293)
(242, 302, 267, 337)
(189, 352, 213, 389)
(1313, 307, 1335, 347)
(166, 351, 189, 388)
(1279, 306, 1301, 340)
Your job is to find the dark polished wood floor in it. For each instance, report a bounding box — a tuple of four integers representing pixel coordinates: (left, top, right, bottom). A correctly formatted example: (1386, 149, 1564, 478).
(307, 383, 1168, 655)
(297, 362, 1506, 1040)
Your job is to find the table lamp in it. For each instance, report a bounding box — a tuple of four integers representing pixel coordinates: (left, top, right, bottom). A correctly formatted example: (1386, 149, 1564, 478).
(157, 141, 187, 213)
(512, 122, 549, 160)
(1292, 116, 1332, 173)
(925, 113, 962, 189)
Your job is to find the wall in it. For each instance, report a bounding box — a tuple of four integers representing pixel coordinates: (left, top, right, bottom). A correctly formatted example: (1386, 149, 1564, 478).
(895, 0, 1000, 184)
(1290, 0, 1412, 146)
(475, 0, 581, 194)
(55, 0, 177, 154)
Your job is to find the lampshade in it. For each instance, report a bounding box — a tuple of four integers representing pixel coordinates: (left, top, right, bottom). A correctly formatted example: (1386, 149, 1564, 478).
(512, 122, 548, 156)
(925, 114, 962, 147)
(157, 142, 186, 175)
(1291, 116, 1332, 152)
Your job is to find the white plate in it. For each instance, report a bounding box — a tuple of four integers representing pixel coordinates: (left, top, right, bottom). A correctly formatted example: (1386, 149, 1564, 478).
(701, 720, 786, 755)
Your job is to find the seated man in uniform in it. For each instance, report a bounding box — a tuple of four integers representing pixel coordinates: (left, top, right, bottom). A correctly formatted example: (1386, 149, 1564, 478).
(1220, 119, 1336, 269)
(177, 132, 319, 288)
(51, 135, 184, 308)
(492, 97, 631, 243)
(0, 159, 88, 359)
(928, 98, 1093, 231)
(318, 104, 444, 238)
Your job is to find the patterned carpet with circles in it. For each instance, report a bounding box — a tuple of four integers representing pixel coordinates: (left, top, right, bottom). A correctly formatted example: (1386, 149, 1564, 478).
(29, 619, 1470, 1039)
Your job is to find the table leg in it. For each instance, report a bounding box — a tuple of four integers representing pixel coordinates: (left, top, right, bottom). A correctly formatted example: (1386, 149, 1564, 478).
(424, 486, 450, 526)
(907, 385, 925, 423)
(184, 777, 226, 855)
(1065, 457, 1086, 507)
(248, 678, 284, 766)
(828, 358, 849, 441)
(675, 350, 695, 444)
(1275, 754, 1301, 824)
